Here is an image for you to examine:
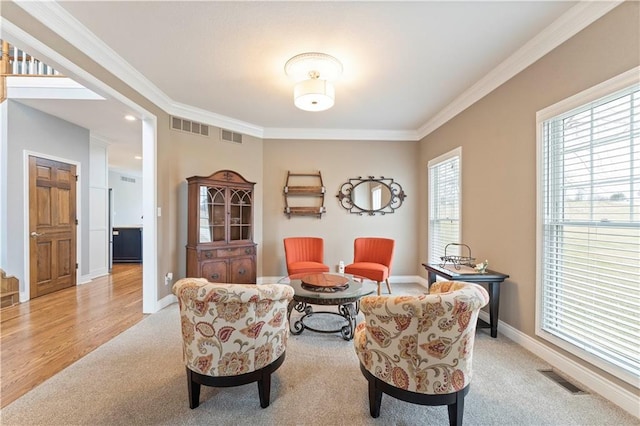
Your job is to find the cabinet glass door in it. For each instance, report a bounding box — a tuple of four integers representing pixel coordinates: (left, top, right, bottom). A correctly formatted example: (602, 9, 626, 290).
(199, 186, 226, 243)
(229, 188, 252, 241)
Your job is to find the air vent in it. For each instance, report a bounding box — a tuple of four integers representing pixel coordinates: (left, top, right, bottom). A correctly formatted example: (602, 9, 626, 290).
(538, 369, 587, 394)
(120, 176, 136, 183)
(221, 129, 243, 144)
(170, 116, 209, 137)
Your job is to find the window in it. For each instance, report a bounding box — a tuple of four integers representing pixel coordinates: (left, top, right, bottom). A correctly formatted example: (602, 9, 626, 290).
(428, 148, 461, 263)
(537, 69, 639, 385)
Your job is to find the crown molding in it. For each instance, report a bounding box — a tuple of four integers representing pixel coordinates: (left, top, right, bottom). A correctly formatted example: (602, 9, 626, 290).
(416, 0, 623, 140)
(14, 0, 623, 142)
(263, 127, 418, 141)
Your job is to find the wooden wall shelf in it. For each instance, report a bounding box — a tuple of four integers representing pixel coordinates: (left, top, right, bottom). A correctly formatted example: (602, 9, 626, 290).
(283, 171, 326, 218)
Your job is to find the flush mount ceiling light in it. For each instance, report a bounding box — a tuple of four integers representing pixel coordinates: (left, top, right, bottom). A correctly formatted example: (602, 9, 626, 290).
(285, 52, 343, 112)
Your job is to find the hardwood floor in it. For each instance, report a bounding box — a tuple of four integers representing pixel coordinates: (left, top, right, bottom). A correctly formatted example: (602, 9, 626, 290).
(0, 264, 144, 408)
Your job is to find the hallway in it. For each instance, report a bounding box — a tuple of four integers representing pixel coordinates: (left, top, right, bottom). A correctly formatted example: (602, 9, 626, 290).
(0, 264, 143, 408)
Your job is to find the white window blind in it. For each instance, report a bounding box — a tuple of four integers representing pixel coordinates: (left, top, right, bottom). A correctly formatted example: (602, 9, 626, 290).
(539, 82, 640, 384)
(429, 148, 461, 264)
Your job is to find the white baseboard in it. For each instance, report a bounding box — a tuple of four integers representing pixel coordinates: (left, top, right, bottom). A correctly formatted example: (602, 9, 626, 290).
(390, 275, 427, 285)
(89, 268, 109, 280)
(77, 273, 92, 285)
(156, 293, 177, 311)
(478, 311, 640, 418)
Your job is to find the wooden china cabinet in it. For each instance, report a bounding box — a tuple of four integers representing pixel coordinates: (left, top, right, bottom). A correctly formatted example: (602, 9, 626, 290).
(186, 170, 256, 284)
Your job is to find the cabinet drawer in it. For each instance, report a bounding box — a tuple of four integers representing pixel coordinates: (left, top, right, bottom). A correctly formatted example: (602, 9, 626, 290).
(199, 250, 217, 260)
(216, 246, 255, 258)
(199, 246, 255, 260)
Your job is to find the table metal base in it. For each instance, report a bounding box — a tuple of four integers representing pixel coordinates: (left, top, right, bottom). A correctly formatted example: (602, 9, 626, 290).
(288, 300, 359, 340)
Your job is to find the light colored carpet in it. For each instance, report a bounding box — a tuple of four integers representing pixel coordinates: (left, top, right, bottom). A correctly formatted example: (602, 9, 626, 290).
(1, 283, 636, 425)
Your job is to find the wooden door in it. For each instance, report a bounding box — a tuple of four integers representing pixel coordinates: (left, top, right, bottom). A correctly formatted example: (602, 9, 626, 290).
(29, 156, 77, 298)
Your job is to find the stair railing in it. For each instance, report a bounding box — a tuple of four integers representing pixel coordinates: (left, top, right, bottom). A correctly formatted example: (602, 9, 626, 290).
(1, 40, 63, 102)
(2, 40, 61, 76)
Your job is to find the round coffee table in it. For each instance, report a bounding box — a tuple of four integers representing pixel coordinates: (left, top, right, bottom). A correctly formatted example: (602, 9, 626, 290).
(279, 273, 374, 340)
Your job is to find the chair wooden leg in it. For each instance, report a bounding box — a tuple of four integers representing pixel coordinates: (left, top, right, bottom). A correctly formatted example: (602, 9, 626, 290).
(257, 369, 272, 408)
(376, 281, 381, 296)
(385, 279, 391, 294)
(187, 368, 201, 409)
(447, 389, 465, 426)
(368, 377, 382, 418)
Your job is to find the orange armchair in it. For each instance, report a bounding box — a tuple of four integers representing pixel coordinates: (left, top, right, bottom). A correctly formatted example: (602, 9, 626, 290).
(344, 237, 395, 296)
(283, 237, 330, 276)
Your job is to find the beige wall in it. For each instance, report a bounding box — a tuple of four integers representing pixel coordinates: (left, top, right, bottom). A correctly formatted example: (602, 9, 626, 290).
(262, 139, 418, 277)
(417, 1, 639, 392)
(166, 130, 264, 289)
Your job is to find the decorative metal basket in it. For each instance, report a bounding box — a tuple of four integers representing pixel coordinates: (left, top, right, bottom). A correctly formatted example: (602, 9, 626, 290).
(439, 243, 476, 270)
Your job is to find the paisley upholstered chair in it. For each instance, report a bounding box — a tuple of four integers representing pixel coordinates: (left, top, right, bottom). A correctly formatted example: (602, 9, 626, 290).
(283, 237, 330, 276)
(345, 237, 395, 295)
(173, 278, 294, 409)
(353, 281, 489, 425)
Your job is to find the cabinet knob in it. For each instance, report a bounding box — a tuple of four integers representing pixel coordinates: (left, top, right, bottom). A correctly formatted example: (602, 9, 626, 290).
(211, 273, 220, 280)
(245, 248, 251, 254)
(238, 269, 245, 275)
(205, 251, 213, 258)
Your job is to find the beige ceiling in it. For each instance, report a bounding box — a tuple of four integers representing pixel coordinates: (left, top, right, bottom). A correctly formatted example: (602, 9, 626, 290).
(6, 1, 618, 169)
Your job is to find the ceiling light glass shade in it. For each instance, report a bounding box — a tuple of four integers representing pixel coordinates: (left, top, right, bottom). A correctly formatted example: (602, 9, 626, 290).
(285, 52, 342, 112)
(293, 79, 335, 112)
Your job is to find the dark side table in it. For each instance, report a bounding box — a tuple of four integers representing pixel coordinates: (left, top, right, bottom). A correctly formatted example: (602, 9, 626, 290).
(422, 263, 509, 338)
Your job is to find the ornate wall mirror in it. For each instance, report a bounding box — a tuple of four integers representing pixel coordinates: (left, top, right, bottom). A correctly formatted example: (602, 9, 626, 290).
(337, 176, 406, 215)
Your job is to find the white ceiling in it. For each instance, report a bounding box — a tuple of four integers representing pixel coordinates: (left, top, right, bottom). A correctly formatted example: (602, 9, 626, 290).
(6, 0, 611, 172)
(15, 97, 144, 173)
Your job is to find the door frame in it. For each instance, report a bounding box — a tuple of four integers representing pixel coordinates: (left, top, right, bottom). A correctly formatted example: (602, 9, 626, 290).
(22, 151, 82, 301)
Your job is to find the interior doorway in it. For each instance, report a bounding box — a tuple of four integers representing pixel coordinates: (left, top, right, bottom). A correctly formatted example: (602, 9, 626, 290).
(6, 18, 158, 312)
